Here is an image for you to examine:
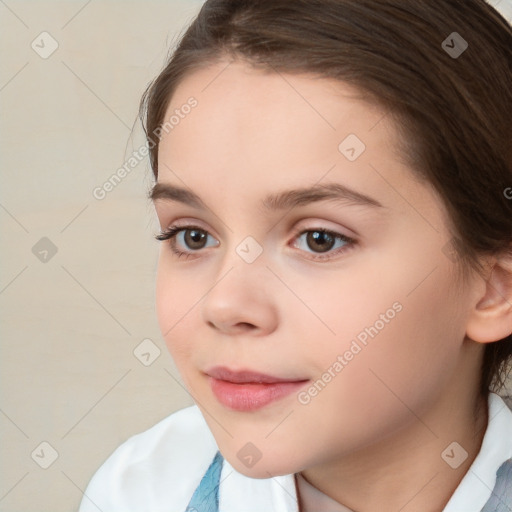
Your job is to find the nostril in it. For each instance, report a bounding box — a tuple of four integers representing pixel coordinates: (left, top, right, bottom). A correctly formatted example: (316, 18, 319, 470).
(236, 322, 254, 331)
(207, 320, 255, 332)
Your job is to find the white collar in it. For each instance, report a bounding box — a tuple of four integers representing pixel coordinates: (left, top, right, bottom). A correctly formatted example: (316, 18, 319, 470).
(443, 392, 512, 511)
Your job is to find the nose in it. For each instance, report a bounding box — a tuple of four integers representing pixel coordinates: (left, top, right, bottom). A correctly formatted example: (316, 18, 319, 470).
(201, 262, 278, 337)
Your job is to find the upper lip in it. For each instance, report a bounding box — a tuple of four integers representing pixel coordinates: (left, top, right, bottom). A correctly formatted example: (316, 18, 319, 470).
(205, 365, 309, 384)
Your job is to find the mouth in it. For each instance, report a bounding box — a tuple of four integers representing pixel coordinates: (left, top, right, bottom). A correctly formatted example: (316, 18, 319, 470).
(205, 366, 310, 411)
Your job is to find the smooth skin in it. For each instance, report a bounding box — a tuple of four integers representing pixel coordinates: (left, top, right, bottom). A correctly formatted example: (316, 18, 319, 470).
(151, 59, 512, 512)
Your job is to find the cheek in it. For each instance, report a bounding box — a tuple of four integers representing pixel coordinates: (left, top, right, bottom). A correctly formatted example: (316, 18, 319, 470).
(155, 255, 199, 366)
(327, 258, 464, 419)
(271, 267, 465, 470)
(293, 241, 465, 413)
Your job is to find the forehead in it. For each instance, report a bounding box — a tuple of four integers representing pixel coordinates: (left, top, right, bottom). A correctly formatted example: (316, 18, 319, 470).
(156, 59, 438, 222)
(164, 59, 392, 153)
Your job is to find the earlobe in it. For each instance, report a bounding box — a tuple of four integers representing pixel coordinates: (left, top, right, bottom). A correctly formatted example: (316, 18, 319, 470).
(465, 256, 512, 344)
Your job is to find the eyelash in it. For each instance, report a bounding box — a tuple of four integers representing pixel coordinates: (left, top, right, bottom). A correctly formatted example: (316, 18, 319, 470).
(155, 224, 356, 262)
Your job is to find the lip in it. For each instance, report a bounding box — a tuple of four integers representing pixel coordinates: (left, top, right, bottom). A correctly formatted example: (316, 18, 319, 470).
(205, 366, 307, 384)
(205, 366, 310, 411)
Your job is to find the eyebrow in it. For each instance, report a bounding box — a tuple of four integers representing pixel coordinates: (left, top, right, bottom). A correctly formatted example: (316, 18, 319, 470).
(149, 181, 384, 211)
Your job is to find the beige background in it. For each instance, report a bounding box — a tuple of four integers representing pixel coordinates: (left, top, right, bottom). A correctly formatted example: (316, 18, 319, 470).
(1, 1, 511, 511)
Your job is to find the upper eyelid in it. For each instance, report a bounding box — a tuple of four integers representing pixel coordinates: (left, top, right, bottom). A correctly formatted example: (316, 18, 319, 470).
(154, 200, 369, 233)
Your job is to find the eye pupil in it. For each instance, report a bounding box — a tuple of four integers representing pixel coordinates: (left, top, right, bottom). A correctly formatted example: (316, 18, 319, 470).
(307, 231, 334, 253)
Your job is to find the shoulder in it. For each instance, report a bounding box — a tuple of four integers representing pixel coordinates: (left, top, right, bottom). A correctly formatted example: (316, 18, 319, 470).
(79, 405, 219, 512)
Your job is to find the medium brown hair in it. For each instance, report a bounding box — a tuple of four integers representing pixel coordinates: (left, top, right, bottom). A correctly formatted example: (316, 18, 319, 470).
(140, 0, 512, 396)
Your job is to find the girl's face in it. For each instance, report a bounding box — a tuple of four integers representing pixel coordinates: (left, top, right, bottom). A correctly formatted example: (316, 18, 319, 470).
(153, 60, 480, 477)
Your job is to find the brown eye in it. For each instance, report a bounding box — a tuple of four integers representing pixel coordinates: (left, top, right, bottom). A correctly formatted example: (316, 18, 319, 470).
(155, 225, 219, 258)
(292, 228, 356, 261)
(305, 230, 336, 253)
(183, 228, 208, 250)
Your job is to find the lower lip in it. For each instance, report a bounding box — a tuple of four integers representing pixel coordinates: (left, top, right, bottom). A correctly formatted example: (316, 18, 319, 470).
(208, 377, 309, 411)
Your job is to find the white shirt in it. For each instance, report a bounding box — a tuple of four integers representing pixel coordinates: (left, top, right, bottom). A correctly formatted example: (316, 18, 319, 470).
(79, 392, 512, 512)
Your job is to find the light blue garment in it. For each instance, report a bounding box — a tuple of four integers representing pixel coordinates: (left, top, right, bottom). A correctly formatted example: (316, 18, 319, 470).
(480, 457, 512, 512)
(185, 451, 224, 512)
(186, 452, 512, 512)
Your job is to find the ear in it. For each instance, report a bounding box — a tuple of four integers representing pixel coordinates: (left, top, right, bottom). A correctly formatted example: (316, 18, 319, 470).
(466, 252, 512, 344)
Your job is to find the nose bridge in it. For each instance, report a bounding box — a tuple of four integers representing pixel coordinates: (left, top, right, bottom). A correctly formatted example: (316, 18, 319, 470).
(215, 208, 268, 277)
(212, 234, 269, 297)
(200, 232, 278, 333)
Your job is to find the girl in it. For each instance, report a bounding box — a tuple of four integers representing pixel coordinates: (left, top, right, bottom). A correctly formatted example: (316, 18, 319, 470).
(80, 1, 512, 510)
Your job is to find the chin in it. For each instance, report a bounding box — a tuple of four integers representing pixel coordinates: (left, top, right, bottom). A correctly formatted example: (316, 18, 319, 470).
(224, 452, 298, 479)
